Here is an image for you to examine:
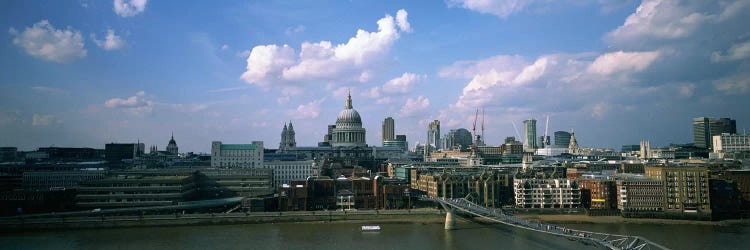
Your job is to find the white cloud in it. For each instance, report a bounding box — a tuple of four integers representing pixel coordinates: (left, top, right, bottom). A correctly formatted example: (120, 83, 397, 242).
(287, 98, 326, 119)
(104, 91, 154, 115)
(714, 72, 750, 94)
(114, 0, 148, 17)
(396, 9, 412, 32)
(221, 44, 229, 51)
(32, 114, 56, 127)
(240, 9, 410, 87)
(91, 29, 126, 51)
(678, 83, 696, 97)
(399, 96, 430, 117)
(285, 25, 306, 35)
(382, 72, 424, 94)
(591, 102, 611, 119)
(587, 51, 660, 75)
(447, 0, 536, 18)
(711, 40, 750, 62)
(9, 20, 87, 63)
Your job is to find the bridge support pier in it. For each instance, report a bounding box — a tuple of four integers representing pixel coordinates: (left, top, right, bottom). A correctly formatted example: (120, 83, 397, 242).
(444, 210, 456, 230)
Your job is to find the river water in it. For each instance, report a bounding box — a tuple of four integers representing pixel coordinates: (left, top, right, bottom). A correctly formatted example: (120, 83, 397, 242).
(1, 219, 747, 249)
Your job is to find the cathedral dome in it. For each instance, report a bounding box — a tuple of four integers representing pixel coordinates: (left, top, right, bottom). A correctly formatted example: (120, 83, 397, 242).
(336, 108, 362, 125)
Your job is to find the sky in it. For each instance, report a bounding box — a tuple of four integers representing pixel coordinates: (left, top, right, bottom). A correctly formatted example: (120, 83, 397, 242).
(1, 0, 749, 153)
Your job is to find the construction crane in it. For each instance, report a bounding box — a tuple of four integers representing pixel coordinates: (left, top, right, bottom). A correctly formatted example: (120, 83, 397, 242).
(544, 115, 550, 147)
(481, 106, 485, 143)
(472, 108, 478, 139)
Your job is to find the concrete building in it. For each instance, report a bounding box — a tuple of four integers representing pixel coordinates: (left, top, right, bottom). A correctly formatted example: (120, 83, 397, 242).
(76, 174, 197, 208)
(523, 119, 537, 151)
(513, 178, 581, 208)
(210, 141, 264, 168)
(693, 117, 737, 149)
(428, 120, 441, 150)
(383, 134, 408, 152)
(198, 168, 274, 198)
(23, 170, 106, 191)
(263, 160, 314, 189)
(645, 166, 711, 218)
(382, 117, 395, 144)
(713, 133, 750, 158)
(331, 90, 367, 147)
(443, 128, 472, 150)
(554, 131, 571, 148)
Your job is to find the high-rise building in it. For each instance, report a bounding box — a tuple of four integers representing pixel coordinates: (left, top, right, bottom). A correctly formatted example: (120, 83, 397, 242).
(428, 120, 441, 150)
(444, 128, 473, 150)
(554, 131, 571, 147)
(382, 117, 395, 145)
(523, 119, 537, 151)
(693, 117, 737, 149)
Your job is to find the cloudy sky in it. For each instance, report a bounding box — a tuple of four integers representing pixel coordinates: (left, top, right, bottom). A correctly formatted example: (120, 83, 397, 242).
(1, 0, 749, 152)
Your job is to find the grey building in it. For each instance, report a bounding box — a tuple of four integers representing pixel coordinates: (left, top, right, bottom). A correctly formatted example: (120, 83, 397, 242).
(428, 120, 441, 150)
(693, 117, 737, 149)
(382, 117, 395, 145)
(444, 128, 473, 150)
(279, 121, 297, 150)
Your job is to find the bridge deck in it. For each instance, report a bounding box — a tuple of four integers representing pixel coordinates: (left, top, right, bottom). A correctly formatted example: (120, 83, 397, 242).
(424, 197, 669, 250)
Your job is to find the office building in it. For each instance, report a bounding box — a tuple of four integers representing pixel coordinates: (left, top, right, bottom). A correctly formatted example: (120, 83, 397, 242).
(76, 174, 197, 208)
(428, 120, 441, 150)
(713, 133, 750, 155)
(645, 166, 711, 218)
(554, 131, 571, 147)
(444, 128, 472, 150)
(693, 117, 736, 149)
(382, 117, 395, 144)
(263, 160, 315, 189)
(210, 141, 264, 168)
(523, 119, 537, 151)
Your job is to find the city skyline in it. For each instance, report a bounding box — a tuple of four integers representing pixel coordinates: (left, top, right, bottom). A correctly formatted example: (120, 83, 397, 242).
(2, 1, 750, 152)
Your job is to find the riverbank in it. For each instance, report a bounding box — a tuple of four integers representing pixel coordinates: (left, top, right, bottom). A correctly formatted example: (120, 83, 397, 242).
(516, 214, 750, 226)
(0, 209, 445, 231)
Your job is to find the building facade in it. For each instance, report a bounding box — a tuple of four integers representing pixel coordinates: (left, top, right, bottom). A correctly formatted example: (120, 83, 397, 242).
(554, 131, 571, 148)
(382, 117, 395, 144)
(210, 141, 264, 168)
(713, 133, 750, 156)
(263, 160, 314, 189)
(616, 177, 664, 215)
(428, 120, 441, 150)
(513, 178, 581, 208)
(693, 117, 737, 149)
(330, 90, 367, 147)
(645, 166, 711, 217)
(76, 174, 197, 208)
(523, 119, 537, 151)
(444, 128, 472, 150)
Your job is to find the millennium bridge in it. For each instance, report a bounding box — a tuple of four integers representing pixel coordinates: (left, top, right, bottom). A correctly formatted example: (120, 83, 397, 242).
(422, 196, 669, 250)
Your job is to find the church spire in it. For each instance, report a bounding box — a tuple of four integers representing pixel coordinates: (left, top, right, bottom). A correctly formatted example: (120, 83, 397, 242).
(345, 88, 352, 109)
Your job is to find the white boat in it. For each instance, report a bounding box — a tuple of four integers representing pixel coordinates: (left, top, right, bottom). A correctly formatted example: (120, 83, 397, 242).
(361, 225, 381, 231)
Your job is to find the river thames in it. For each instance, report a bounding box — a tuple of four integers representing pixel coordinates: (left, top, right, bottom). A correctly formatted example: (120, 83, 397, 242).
(1, 220, 749, 249)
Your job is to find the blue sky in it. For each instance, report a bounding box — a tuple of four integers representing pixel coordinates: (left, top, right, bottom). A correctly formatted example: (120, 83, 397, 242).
(1, 0, 749, 153)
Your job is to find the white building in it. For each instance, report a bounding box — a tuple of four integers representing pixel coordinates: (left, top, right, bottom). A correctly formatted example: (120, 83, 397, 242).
(713, 133, 750, 157)
(513, 178, 581, 208)
(263, 160, 314, 189)
(211, 141, 264, 168)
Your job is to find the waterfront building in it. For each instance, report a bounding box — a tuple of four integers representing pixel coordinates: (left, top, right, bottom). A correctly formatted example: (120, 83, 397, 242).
(263, 160, 314, 189)
(577, 178, 617, 210)
(210, 141, 264, 168)
(428, 120, 441, 150)
(198, 168, 274, 198)
(616, 176, 664, 216)
(331, 90, 367, 147)
(645, 166, 711, 218)
(76, 174, 197, 208)
(722, 170, 750, 213)
(693, 117, 737, 149)
(22, 170, 106, 191)
(279, 122, 297, 151)
(523, 119, 537, 151)
(166, 133, 179, 155)
(513, 178, 581, 208)
(554, 131, 571, 147)
(415, 170, 512, 208)
(382, 117, 395, 144)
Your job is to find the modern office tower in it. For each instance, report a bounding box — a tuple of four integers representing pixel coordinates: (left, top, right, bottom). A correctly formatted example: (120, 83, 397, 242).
(523, 119, 537, 150)
(504, 137, 518, 144)
(554, 131, 571, 147)
(428, 120, 441, 150)
(382, 117, 395, 145)
(693, 117, 737, 149)
(384, 134, 408, 151)
(538, 136, 550, 149)
(444, 128, 473, 150)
